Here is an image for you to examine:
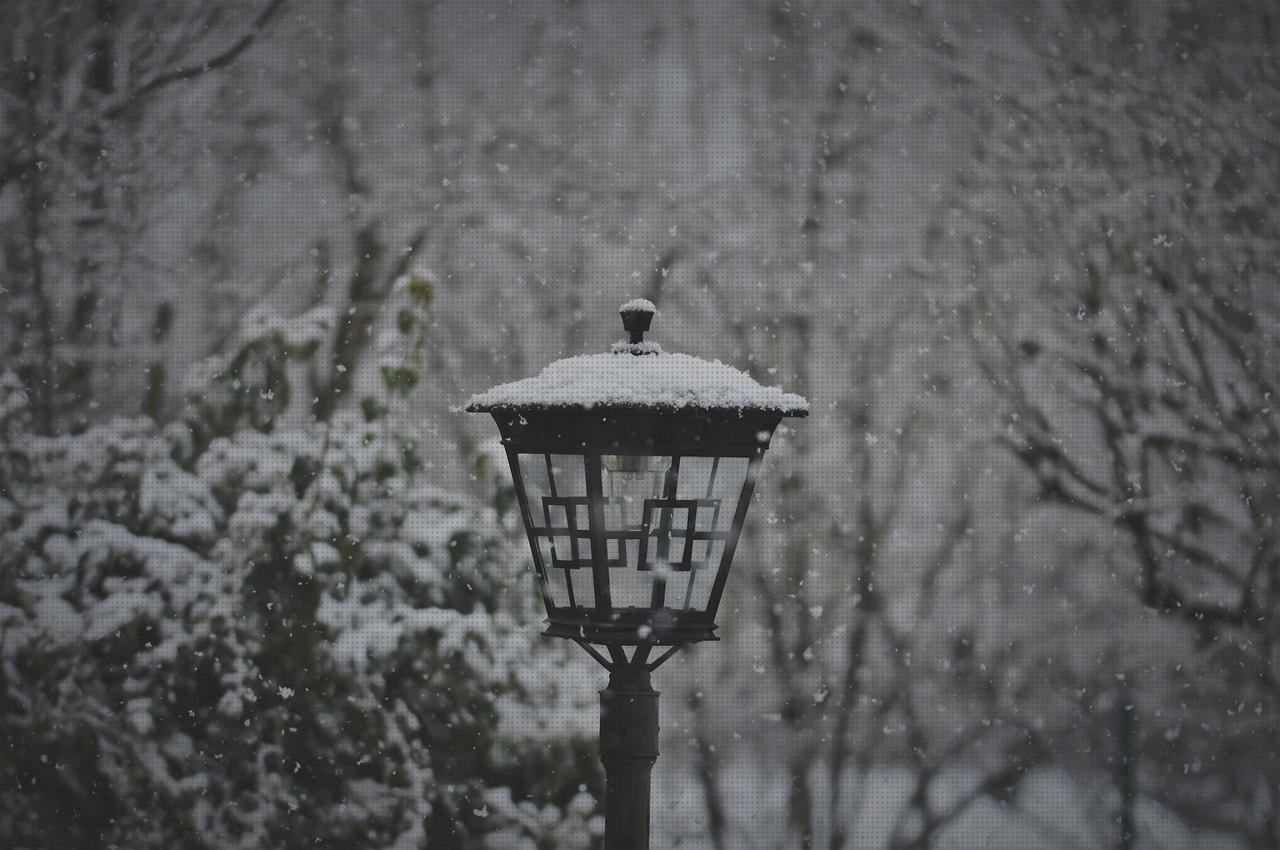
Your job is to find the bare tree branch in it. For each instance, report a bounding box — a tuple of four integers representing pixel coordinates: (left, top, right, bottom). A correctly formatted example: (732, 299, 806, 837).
(103, 0, 286, 120)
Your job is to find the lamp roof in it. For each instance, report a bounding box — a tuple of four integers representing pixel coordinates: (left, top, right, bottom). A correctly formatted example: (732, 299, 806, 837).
(465, 302, 809, 416)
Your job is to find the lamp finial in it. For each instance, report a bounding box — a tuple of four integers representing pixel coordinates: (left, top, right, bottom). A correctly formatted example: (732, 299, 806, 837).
(619, 298, 657, 346)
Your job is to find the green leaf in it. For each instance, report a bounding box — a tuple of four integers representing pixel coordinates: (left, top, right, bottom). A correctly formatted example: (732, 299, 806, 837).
(407, 275, 434, 309)
(380, 366, 419, 398)
(396, 309, 415, 334)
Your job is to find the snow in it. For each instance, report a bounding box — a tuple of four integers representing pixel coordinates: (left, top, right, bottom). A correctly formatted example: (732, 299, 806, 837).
(619, 297, 657, 313)
(466, 350, 809, 414)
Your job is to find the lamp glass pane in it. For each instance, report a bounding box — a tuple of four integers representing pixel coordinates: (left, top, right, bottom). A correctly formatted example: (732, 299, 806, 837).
(518, 453, 582, 610)
(546, 454, 594, 606)
(518, 453, 552, 498)
(601, 454, 672, 609)
(589, 454, 753, 614)
(675, 456, 748, 611)
(602, 454, 669, 535)
(535, 537, 571, 608)
(568, 568, 596, 608)
(518, 447, 756, 621)
(547, 454, 587, 497)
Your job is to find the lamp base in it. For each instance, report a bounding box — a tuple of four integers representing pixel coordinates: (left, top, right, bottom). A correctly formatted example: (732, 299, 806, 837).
(545, 609, 719, 645)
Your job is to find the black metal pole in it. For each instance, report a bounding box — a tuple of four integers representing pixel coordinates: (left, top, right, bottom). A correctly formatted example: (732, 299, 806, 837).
(600, 667, 659, 850)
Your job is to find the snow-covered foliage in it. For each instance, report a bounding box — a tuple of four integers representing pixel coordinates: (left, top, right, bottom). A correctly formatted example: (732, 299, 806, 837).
(0, 290, 602, 848)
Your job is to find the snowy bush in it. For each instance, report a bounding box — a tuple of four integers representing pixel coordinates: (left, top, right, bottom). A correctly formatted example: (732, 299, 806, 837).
(0, 279, 601, 849)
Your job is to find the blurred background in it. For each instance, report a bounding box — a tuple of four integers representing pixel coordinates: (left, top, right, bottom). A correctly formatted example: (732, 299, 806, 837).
(2, 1, 1279, 848)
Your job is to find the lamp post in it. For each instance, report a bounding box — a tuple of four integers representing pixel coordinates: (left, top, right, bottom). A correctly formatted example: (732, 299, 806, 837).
(466, 300, 807, 848)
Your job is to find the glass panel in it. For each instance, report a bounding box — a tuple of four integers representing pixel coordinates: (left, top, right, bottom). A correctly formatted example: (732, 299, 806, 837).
(676, 459, 717, 566)
(546, 503, 572, 565)
(609, 564, 657, 610)
(535, 537, 571, 608)
(517, 455, 557, 609)
(602, 455, 672, 609)
(548, 454, 586, 497)
(681, 540, 725, 611)
(567, 568, 596, 608)
(675, 456, 717, 500)
(586, 454, 755, 612)
(602, 454, 671, 533)
(520, 454, 592, 575)
(646, 506, 680, 567)
(518, 454, 553, 507)
(518, 454, 592, 610)
(668, 456, 749, 610)
(704, 457, 749, 504)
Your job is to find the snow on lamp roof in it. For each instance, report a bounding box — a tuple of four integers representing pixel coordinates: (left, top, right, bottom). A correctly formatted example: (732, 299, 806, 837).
(465, 302, 809, 415)
(465, 350, 809, 413)
(619, 298, 657, 314)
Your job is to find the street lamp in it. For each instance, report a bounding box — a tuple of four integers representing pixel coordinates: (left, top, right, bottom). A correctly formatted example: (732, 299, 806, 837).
(466, 299, 807, 849)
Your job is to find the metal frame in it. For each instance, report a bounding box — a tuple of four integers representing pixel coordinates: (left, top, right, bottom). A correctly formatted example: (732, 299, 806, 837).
(485, 405, 802, 647)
